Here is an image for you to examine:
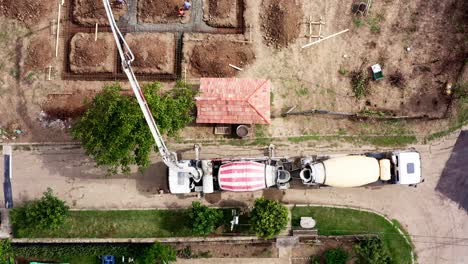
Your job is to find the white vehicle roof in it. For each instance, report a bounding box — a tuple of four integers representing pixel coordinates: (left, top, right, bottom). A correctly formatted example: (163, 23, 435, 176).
(395, 151, 421, 184)
(322, 156, 380, 187)
(218, 161, 268, 192)
(168, 161, 192, 194)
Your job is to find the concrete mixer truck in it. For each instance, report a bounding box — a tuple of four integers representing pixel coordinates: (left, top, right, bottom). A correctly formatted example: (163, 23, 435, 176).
(168, 150, 422, 193)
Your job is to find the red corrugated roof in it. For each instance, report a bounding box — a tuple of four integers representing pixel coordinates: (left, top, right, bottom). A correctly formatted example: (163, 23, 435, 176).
(196, 78, 271, 124)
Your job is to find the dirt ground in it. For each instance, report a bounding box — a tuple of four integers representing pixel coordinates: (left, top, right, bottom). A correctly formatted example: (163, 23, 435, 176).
(0, 0, 53, 26)
(183, 33, 255, 78)
(173, 242, 278, 258)
(70, 33, 116, 73)
(260, 0, 303, 48)
(203, 0, 240, 28)
(125, 33, 176, 74)
(73, 0, 128, 26)
(23, 36, 53, 74)
(138, 0, 191, 24)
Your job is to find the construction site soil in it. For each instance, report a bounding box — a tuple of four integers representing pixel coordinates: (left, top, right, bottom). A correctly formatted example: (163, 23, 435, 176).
(203, 0, 239, 28)
(73, 0, 127, 26)
(24, 37, 53, 73)
(69, 33, 115, 73)
(184, 34, 255, 78)
(42, 92, 95, 120)
(125, 33, 175, 74)
(138, 0, 187, 24)
(260, 0, 303, 47)
(0, 0, 53, 25)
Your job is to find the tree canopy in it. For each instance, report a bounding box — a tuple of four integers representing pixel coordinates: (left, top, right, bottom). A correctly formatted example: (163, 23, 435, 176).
(72, 81, 196, 174)
(250, 198, 289, 239)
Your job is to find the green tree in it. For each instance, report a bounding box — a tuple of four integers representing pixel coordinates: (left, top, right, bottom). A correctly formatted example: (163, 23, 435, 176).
(189, 201, 223, 236)
(324, 247, 349, 264)
(250, 198, 288, 239)
(141, 242, 176, 264)
(0, 239, 14, 263)
(354, 238, 392, 264)
(11, 188, 69, 230)
(71, 81, 196, 174)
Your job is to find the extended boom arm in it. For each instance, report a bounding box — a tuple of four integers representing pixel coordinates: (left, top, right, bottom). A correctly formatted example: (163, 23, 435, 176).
(102, 0, 180, 170)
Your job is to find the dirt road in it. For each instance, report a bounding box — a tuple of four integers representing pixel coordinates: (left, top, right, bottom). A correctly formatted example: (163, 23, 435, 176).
(1, 129, 468, 263)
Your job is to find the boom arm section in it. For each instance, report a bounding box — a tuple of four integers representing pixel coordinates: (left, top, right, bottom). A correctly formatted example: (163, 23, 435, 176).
(102, 0, 180, 170)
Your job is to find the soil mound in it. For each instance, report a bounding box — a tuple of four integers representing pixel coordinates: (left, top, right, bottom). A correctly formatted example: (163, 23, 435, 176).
(190, 40, 255, 77)
(205, 0, 238, 27)
(126, 33, 175, 74)
(73, 0, 127, 26)
(70, 33, 115, 73)
(138, 0, 181, 23)
(24, 37, 53, 72)
(261, 0, 303, 48)
(0, 0, 52, 25)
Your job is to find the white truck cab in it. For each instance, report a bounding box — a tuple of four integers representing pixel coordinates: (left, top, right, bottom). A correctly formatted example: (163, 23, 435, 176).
(391, 151, 422, 185)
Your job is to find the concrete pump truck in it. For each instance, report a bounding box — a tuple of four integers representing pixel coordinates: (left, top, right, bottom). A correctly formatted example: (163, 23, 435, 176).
(103, 0, 423, 194)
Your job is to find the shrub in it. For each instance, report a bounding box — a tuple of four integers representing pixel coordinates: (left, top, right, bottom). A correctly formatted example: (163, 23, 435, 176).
(350, 70, 370, 99)
(190, 202, 223, 236)
(11, 188, 69, 230)
(0, 239, 14, 262)
(141, 242, 176, 264)
(354, 238, 392, 264)
(324, 247, 349, 264)
(250, 198, 288, 239)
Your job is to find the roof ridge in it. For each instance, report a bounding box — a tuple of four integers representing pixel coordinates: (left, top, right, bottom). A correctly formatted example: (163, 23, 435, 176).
(247, 80, 270, 124)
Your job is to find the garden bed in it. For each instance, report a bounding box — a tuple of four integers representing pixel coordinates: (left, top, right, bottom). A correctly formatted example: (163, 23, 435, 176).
(203, 0, 240, 28)
(182, 33, 255, 78)
(291, 206, 413, 264)
(69, 33, 115, 74)
(125, 33, 176, 74)
(138, 0, 191, 24)
(73, 0, 127, 26)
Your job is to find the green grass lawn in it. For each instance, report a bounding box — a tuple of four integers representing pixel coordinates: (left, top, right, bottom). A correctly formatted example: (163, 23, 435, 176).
(291, 206, 413, 264)
(13, 209, 194, 238)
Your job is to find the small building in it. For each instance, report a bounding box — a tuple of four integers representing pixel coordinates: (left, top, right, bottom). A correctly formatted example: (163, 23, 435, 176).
(196, 78, 271, 124)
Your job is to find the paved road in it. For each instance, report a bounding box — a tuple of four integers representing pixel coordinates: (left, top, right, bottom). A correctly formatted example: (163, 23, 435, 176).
(1, 129, 467, 263)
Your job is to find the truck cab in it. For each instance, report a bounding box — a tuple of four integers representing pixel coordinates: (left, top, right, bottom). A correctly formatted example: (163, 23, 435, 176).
(391, 151, 422, 185)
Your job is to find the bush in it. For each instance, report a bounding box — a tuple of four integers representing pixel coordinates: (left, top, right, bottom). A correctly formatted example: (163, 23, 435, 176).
(72, 81, 196, 174)
(324, 247, 349, 264)
(354, 238, 392, 264)
(141, 242, 176, 264)
(350, 70, 370, 99)
(190, 202, 223, 236)
(11, 188, 69, 230)
(0, 239, 13, 262)
(250, 198, 288, 239)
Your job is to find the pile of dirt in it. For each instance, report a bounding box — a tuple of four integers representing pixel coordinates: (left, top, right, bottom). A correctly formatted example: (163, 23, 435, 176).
(24, 37, 53, 72)
(204, 0, 239, 27)
(138, 0, 182, 23)
(260, 0, 303, 48)
(190, 40, 255, 77)
(0, 0, 52, 25)
(125, 33, 175, 74)
(69, 33, 115, 73)
(73, 0, 127, 26)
